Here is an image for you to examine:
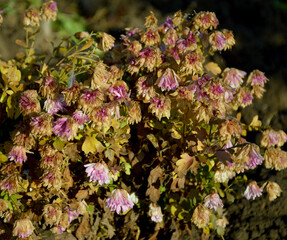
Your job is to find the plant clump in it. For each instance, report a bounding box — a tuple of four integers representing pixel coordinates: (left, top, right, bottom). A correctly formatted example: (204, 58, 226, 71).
(0, 1, 286, 239)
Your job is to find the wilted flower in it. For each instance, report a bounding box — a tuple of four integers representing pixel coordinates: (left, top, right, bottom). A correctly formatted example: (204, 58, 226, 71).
(109, 82, 130, 102)
(0, 175, 19, 194)
(192, 204, 211, 228)
(42, 169, 62, 190)
(141, 27, 161, 46)
(105, 189, 134, 214)
(193, 11, 219, 30)
(219, 118, 242, 141)
(0, 199, 8, 213)
(144, 11, 158, 28)
(222, 68, 246, 89)
(236, 87, 253, 107)
(222, 29, 235, 49)
(98, 32, 115, 52)
(19, 90, 41, 116)
(91, 62, 110, 90)
(214, 164, 235, 183)
(8, 146, 27, 164)
(148, 203, 163, 223)
(264, 147, 287, 170)
(44, 97, 66, 115)
(180, 50, 204, 76)
(216, 216, 229, 228)
(126, 101, 142, 124)
(79, 89, 104, 113)
(62, 81, 81, 106)
(236, 144, 263, 170)
(204, 193, 224, 211)
(138, 46, 162, 72)
(158, 16, 174, 33)
(209, 31, 227, 51)
(157, 68, 180, 91)
(65, 206, 79, 223)
(247, 69, 268, 86)
(84, 162, 111, 185)
(13, 218, 35, 239)
(53, 117, 78, 140)
(30, 113, 53, 137)
(43, 204, 62, 226)
(265, 181, 282, 201)
(40, 76, 58, 99)
(72, 110, 89, 126)
(244, 181, 262, 200)
(163, 28, 178, 47)
(136, 76, 156, 101)
(23, 8, 41, 27)
(41, 1, 57, 21)
(260, 129, 287, 148)
(149, 95, 171, 120)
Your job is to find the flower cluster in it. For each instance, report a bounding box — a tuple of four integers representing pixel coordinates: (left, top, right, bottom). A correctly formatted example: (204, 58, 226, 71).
(0, 6, 286, 240)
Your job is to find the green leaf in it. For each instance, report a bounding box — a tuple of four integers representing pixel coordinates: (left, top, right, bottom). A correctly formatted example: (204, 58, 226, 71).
(123, 162, 131, 175)
(86, 204, 95, 214)
(53, 137, 65, 151)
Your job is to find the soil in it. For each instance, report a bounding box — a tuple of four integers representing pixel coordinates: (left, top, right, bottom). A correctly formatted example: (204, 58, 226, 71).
(1, 0, 287, 239)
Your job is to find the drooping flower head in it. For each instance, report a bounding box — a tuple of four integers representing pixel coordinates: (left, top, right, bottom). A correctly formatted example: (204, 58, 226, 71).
(84, 162, 111, 185)
(203, 193, 224, 211)
(8, 146, 28, 164)
(192, 204, 211, 228)
(53, 117, 78, 140)
(79, 89, 104, 113)
(244, 181, 262, 200)
(141, 27, 161, 46)
(264, 147, 287, 170)
(98, 32, 115, 52)
(44, 97, 66, 115)
(265, 181, 282, 201)
(1, 175, 19, 194)
(193, 11, 219, 30)
(30, 113, 53, 137)
(43, 204, 62, 226)
(72, 110, 89, 126)
(157, 68, 180, 91)
(40, 75, 58, 99)
(105, 189, 134, 214)
(222, 68, 246, 89)
(109, 82, 130, 102)
(149, 95, 171, 120)
(247, 69, 268, 86)
(148, 203, 163, 223)
(19, 90, 41, 116)
(13, 218, 35, 239)
(260, 129, 287, 148)
(209, 31, 226, 51)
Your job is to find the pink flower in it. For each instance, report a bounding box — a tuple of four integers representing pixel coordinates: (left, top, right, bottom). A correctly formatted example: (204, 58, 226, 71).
(44, 98, 66, 115)
(222, 68, 246, 89)
(247, 70, 268, 86)
(203, 193, 224, 210)
(19, 90, 41, 115)
(148, 203, 163, 223)
(160, 16, 174, 33)
(8, 146, 27, 164)
(157, 68, 180, 91)
(13, 218, 35, 239)
(247, 146, 263, 169)
(84, 162, 111, 185)
(105, 189, 134, 214)
(65, 207, 79, 223)
(72, 110, 89, 125)
(244, 181, 262, 200)
(53, 117, 77, 140)
(109, 86, 129, 102)
(209, 31, 227, 51)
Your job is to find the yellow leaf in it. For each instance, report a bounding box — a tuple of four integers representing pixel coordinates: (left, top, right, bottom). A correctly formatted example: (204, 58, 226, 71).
(205, 62, 221, 75)
(171, 205, 177, 215)
(82, 136, 97, 154)
(249, 115, 262, 130)
(0, 152, 8, 163)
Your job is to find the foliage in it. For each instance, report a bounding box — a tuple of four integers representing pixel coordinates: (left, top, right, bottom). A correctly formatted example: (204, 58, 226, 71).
(0, 1, 286, 239)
